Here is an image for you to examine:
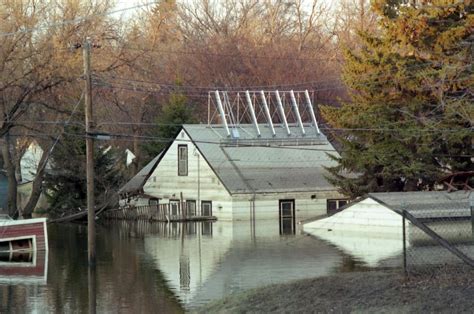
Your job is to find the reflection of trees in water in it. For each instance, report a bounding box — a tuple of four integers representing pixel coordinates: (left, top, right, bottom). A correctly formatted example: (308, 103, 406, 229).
(0, 223, 183, 313)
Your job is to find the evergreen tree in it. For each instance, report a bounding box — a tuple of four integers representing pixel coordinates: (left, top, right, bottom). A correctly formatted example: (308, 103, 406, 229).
(44, 125, 125, 216)
(322, 1, 473, 198)
(143, 92, 197, 160)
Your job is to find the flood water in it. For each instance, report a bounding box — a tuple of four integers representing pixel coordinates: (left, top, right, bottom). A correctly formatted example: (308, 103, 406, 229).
(0, 220, 382, 313)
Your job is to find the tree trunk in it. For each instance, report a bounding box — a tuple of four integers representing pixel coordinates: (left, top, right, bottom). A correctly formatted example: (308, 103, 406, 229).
(1, 134, 18, 217)
(21, 146, 49, 218)
(15, 157, 22, 183)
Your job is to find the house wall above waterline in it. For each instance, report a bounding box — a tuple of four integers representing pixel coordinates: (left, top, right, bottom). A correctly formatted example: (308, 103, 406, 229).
(143, 129, 233, 219)
(139, 124, 345, 221)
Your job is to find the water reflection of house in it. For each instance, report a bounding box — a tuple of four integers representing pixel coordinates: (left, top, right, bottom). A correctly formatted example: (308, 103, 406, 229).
(144, 221, 344, 309)
(0, 250, 48, 284)
(123, 123, 345, 232)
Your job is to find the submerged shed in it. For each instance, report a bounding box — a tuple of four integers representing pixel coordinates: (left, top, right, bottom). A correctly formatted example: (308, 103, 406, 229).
(304, 191, 472, 236)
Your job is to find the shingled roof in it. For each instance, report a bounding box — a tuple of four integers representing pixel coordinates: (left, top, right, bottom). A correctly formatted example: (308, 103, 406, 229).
(183, 124, 340, 194)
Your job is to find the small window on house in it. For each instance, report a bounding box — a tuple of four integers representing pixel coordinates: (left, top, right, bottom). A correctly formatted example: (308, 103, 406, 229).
(178, 145, 188, 176)
(170, 200, 180, 216)
(201, 201, 212, 216)
(327, 199, 349, 213)
(186, 200, 196, 217)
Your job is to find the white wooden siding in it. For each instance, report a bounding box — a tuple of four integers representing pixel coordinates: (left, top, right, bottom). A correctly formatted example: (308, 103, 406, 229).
(143, 130, 345, 222)
(143, 131, 233, 220)
(231, 190, 343, 222)
(304, 198, 404, 236)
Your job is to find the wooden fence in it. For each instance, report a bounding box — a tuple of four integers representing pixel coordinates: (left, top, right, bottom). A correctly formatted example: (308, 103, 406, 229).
(103, 203, 216, 222)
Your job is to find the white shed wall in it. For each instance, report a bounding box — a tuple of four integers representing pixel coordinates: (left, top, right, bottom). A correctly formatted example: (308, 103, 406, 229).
(304, 198, 404, 236)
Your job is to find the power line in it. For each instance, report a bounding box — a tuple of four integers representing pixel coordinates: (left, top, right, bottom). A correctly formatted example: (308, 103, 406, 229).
(94, 74, 342, 90)
(92, 75, 472, 97)
(11, 120, 472, 134)
(120, 46, 343, 63)
(92, 61, 472, 93)
(7, 131, 472, 158)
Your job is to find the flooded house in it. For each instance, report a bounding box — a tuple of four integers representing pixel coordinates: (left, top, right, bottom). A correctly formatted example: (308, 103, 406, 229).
(119, 90, 347, 231)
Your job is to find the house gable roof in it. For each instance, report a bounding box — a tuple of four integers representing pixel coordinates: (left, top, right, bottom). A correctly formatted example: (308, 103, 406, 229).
(182, 124, 340, 194)
(119, 152, 163, 196)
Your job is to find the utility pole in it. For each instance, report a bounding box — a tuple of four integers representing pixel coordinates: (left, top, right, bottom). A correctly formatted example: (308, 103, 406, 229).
(83, 37, 96, 266)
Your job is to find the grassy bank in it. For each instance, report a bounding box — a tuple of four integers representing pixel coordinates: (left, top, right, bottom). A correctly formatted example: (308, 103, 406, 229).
(196, 267, 474, 313)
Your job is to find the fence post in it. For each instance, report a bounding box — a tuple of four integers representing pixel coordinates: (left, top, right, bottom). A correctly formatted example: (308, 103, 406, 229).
(402, 210, 407, 276)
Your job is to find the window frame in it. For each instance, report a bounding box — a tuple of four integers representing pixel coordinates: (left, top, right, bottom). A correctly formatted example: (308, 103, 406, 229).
(170, 199, 180, 216)
(201, 201, 212, 217)
(326, 199, 350, 214)
(177, 144, 188, 176)
(186, 200, 196, 217)
(279, 199, 295, 235)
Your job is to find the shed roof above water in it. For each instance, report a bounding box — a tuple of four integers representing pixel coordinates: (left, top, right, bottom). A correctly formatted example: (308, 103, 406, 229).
(183, 124, 340, 194)
(369, 191, 472, 219)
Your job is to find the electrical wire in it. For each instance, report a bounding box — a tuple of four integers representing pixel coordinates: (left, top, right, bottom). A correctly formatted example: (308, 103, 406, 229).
(95, 60, 472, 91)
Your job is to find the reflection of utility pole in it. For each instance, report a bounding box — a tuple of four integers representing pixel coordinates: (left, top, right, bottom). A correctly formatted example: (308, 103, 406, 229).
(83, 37, 96, 267)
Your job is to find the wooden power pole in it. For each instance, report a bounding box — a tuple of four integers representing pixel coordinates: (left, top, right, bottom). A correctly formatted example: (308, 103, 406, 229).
(83, 38, 96, 266)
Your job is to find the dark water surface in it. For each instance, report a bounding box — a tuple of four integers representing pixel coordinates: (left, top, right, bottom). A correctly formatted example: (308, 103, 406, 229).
(0, 220, 373, 313)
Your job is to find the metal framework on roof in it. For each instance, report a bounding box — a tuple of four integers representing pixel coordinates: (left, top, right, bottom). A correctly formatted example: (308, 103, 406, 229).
(207, 90, 321, 138)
